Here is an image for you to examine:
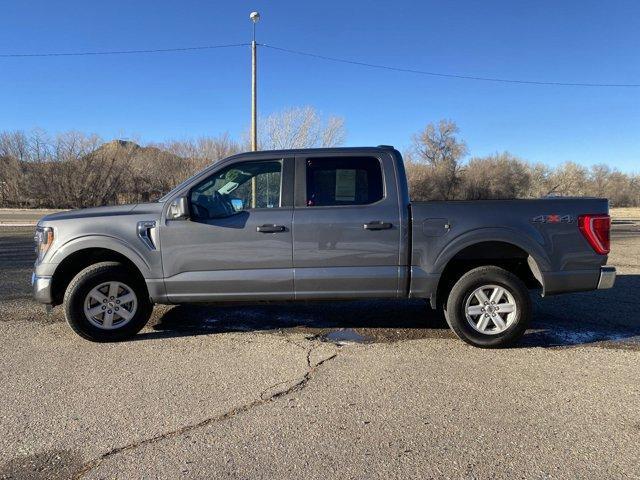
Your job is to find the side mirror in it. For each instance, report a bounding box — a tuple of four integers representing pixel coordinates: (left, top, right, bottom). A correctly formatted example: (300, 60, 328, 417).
(167, 196, 189, 220)
(230, 198, 244, 212)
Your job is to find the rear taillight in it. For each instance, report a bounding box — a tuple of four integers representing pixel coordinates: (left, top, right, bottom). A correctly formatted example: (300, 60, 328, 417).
(578, 214, 610, 255)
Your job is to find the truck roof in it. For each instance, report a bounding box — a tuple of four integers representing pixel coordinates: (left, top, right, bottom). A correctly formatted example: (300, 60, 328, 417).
(225, 145, 398, 160)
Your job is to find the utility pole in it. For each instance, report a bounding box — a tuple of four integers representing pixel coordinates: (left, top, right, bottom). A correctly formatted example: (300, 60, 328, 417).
(249, 11, 260, 207)
(250, 12, 260, 151)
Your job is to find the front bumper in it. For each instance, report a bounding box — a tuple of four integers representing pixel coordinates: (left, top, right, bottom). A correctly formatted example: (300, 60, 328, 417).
(32, 272, 53, 304)
(597, 266, 616, 290)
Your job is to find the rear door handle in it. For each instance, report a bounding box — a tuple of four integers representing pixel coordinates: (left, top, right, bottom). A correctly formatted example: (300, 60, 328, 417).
(257, 224, 286, 233)
(363, 221, 393, 230)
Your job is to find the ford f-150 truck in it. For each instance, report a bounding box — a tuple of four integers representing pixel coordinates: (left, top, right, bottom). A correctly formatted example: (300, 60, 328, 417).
(32, 146, 616, 347)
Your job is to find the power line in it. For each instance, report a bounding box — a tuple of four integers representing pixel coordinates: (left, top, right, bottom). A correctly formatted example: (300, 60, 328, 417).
(0, 43, 250, 58)
(1, 40, 638, 88)
(260, 43, 640, 88)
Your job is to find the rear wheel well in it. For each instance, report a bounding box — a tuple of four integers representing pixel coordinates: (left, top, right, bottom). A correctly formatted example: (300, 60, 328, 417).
(436, 241, 542, 309)
(51, 249, 146, 306)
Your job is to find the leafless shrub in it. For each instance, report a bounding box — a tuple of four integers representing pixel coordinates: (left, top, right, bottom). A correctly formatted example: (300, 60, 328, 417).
(0, 117, 638, 209)
(410, 120, 467, 200)
(547, 161, 590, 197)
(0, 154, 23, 206)
(525, 163, 555, 198)
(154, 133, 241, 171)
(462, 152, 531, 200)
(605, 171, 640, 207)
(405, 120, 638, 205)
(405, 154, 437, 201)
(260, 106, 346, 150)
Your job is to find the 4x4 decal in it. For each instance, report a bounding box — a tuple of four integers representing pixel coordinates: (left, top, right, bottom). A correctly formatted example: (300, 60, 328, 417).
(532, 214, 574, 224)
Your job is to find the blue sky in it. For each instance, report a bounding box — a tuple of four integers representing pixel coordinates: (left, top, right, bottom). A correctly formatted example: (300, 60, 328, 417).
(1, 1, 638, 171)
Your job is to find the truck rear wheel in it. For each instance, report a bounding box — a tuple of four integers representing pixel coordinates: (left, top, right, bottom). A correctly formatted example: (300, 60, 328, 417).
(63, 261, 152, 342)
(444, 266, 531, 348)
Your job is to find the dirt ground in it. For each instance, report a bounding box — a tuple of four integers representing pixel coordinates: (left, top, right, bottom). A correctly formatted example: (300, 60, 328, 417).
(611, 206, 640, 220)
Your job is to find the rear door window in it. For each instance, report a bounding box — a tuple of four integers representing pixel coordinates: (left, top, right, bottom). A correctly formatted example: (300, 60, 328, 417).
(305, 157, 383, 207)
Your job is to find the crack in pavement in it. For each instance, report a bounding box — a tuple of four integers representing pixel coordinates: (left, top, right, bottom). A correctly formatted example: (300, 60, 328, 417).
(72, 338, 338, 480)
(259, 339, 336, 400)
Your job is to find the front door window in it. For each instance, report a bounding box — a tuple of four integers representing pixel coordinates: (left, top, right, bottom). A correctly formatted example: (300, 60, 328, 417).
(189, 160, 283, 221)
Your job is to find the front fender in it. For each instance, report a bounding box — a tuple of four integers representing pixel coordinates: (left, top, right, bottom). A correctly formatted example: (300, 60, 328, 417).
(48, 234, 156, 278)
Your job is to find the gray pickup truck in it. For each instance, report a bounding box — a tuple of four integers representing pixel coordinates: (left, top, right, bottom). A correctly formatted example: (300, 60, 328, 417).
(32, 146, 615, 347)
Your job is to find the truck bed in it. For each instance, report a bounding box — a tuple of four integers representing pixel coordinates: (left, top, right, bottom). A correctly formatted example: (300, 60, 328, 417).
(409, 197, 610, 300)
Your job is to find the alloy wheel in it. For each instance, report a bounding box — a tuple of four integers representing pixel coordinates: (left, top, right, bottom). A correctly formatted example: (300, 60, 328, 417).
(464, 284, 518, 335)
(83, 281, 138, 330)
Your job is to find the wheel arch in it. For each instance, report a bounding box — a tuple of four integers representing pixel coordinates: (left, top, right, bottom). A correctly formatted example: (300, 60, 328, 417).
(433, 237, 546, 309)
(50, 244, 149, 306)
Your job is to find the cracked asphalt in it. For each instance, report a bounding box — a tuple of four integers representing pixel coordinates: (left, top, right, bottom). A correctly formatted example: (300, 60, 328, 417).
(0, 221, 639, 479)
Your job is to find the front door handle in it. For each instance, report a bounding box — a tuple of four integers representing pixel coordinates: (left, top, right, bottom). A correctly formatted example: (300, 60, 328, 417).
(257, 224, 286, 233)
(363, 221, 393, 230)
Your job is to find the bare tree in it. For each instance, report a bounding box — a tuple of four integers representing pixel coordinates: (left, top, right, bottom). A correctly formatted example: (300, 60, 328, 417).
(128, 145, 190, 202)
(0, 131, 30, 161)
(50, 132, 105, 207)
(156, 133, 241, 171)
(321, 116, 347, 148)
(590, 164, 611, 198)
(404, 150, 437, 201)
(0, 155, 22, 206)
(526, 163, 555, 198)
(28, 128, 52, 164)
(0, 131, 29, 206)
(411, 120, 467, 200)
(260, 106, 346, 150)
(462, 152, 531, 200)
(605, 171, 640, 207)
(549, 162, 590, 197)
(1, 123, 639, 209)
(405, 161, 436, 201)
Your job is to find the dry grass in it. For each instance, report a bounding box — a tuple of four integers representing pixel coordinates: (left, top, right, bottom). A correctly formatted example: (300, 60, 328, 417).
(610, 207, 640, 220)
(0, 208, 63, 224)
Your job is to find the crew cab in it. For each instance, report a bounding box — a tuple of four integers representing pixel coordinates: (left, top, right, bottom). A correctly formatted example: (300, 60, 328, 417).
(32, 146, 616, 347)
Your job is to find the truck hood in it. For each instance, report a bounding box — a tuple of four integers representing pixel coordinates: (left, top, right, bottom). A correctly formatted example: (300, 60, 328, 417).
(39, 202, 164, 223)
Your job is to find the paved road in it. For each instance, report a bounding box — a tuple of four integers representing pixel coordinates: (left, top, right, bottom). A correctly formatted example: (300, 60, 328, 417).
(0, 224, 639, 479)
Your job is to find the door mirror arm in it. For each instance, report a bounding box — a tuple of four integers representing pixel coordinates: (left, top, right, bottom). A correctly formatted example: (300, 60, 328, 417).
(167, 196, 190, 220)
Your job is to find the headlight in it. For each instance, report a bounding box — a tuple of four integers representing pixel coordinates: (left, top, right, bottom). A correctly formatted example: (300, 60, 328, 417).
(34, 226, 54, 262)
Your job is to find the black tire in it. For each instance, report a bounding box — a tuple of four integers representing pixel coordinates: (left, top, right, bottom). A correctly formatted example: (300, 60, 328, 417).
(444, 266, 531, 348)
(63, 261, 152, 342)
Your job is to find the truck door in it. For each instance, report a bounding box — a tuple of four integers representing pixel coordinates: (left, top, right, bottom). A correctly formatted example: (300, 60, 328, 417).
(160, 157, 295, 302)
(292, 154, 402, 299)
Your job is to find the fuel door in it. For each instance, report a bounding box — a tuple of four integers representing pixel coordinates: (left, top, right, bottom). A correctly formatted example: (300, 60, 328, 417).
(422, 218, 450, 237)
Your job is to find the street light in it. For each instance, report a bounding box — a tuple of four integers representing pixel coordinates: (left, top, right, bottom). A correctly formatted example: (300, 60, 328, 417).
(250, 11, 260, 38)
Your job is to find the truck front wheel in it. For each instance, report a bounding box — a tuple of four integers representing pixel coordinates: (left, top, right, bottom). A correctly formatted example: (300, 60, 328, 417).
(63, 261, 152, 342)
(444, 266, 531, 348)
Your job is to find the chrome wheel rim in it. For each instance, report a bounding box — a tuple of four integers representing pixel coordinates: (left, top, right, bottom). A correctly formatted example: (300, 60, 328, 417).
(464, 284, 517, 335)
(84, 281, 137, 330)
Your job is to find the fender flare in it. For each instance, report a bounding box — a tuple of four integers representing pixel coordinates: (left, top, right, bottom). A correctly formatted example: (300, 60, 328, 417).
(427, 227, 550, 307)
(431, 226, 551, 275)
(49, 234, 153, 278)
